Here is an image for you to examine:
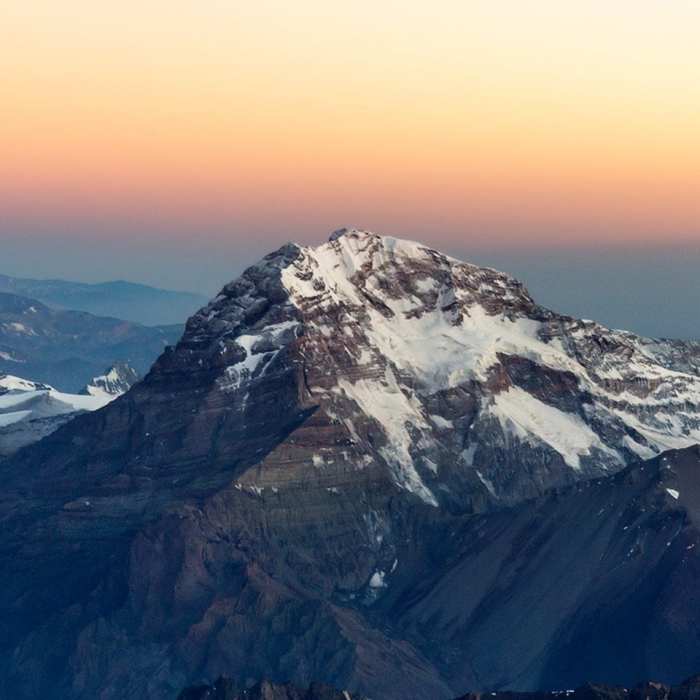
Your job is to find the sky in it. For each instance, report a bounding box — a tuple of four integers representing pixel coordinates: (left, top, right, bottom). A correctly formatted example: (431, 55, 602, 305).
(1, 1, 699, 337)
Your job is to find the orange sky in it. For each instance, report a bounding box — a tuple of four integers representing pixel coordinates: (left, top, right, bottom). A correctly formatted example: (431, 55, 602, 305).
(2, 0, 700, 247)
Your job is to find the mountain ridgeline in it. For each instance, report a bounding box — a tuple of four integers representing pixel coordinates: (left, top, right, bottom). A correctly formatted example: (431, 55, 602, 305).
(0, 273, 208, 326)
(0, 229, 699, 699)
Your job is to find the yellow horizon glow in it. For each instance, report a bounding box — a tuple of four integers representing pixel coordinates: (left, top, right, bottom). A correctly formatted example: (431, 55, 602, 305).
(2, 0, 700, 245)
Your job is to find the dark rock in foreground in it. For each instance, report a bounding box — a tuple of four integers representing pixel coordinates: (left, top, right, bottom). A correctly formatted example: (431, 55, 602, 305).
(179, 678, 365, 699)
(180, 676, 700, 700)
(457, 676, 700, 700)
(181, 677, 700, 700)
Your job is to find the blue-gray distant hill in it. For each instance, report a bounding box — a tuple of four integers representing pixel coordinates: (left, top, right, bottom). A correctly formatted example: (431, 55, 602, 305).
(0, 273, 208, 326)
(0, 292, 182, 391)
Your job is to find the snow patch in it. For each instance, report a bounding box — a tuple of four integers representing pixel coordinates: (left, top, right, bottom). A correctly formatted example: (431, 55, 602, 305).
(488, 387, 621, 470)
(369, 571, 387, 589)
(0, 410, 32, 428)
(476, 469, 497, 497)
(415, 277, 437, 292)
(336, 370, 437, 506)
(220, 320, 299, 390)
(0, 374, 44, 392)
(0, 378, 114, 426)
(4, 322, 35, 335)
(461, 444, 477, 466)
(430, 414, 453, 429)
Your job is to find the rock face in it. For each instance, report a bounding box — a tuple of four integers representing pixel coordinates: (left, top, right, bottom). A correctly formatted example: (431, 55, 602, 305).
(1, 229, 700, 699)
(0, 291, 181, 391)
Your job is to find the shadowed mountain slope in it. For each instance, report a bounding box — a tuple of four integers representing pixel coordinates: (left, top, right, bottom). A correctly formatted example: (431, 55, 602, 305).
(0, 273, 207, 326)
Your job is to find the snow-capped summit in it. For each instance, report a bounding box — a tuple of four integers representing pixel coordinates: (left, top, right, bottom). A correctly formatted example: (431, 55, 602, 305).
(0, 369, 128, 458)
(82, 362, 139, 398)
(186, 228, 700, 507)
(0, 373, 50, 394)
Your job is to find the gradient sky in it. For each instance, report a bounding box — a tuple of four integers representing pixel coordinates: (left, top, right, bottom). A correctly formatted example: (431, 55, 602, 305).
(1, 1, 699, 337)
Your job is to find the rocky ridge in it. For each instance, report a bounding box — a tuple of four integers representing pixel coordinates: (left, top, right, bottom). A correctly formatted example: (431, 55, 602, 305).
(180, 676, 700, 700)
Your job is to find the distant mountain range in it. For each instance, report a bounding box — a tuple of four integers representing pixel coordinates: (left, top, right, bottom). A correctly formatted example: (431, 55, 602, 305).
(0, 273, 208, 326)
(0, 291, 182, 391)
(1, 230, 699, 699)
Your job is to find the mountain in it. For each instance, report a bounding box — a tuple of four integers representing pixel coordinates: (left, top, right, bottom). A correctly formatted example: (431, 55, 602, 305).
(0, 273, 208, 326)
(0, 292, 182, 391)
(81, 362, 140, 398)
(0, 229, 699, 699)
(180, 676, 700, 700)
(0, 373, 50, 393)
(0, 365, 137, 458)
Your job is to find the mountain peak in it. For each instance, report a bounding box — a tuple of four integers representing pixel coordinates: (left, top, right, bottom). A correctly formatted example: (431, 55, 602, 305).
(328, 226, 370, 241)
(81, 362, 139, 398)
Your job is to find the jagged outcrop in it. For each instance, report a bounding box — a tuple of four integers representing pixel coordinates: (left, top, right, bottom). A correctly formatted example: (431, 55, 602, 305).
(81, 362, 140, 398)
